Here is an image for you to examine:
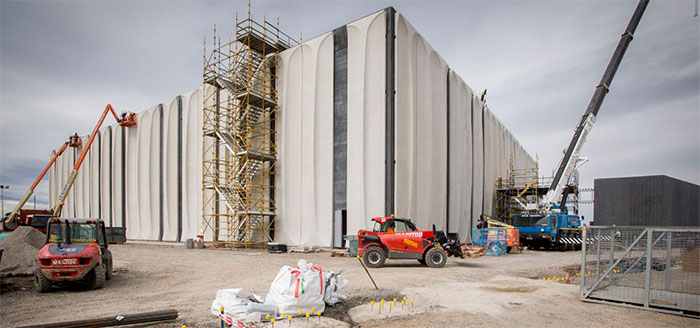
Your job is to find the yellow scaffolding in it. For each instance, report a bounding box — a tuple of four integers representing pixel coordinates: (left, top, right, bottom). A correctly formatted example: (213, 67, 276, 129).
(201, 9, 296, 247)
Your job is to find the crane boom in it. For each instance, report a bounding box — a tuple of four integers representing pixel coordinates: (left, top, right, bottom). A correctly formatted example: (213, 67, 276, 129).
(541, 0, 649, 211)
(53, 104, 136, 216)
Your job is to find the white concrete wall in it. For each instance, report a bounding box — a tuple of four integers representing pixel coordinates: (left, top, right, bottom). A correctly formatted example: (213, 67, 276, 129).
(346, 10, 386, 238)
(48, 9, 537, 246)
(277, 32, 334, 246)
(395, 12, 449, 232)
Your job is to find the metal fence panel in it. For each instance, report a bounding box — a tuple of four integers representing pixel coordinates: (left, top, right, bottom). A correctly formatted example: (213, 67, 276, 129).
(581, 226, 700, 317)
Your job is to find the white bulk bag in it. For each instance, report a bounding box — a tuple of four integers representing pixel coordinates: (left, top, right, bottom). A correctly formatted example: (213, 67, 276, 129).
(210, 288, 264, 318)
(265, 259, 325, 315)
(323, 272, 349, 306)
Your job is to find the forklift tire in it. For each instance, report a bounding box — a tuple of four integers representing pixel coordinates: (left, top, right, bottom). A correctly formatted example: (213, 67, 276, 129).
(34, 270, 52, 293)
(86, 266, 106, 290)
(425, 247, 447, 268)
(363, 246, 386, 268)
(105, 261, 113, 281)
(418, 259, 427, 266)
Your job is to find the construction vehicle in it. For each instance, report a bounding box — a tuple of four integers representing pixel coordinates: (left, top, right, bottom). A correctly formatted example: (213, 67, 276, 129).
(357, 217, 484, 268)
(35, 218, 113, 292)
(2, 104, 136, 231)
(476, 215, 521, 253)
(511, 0, 649, 250)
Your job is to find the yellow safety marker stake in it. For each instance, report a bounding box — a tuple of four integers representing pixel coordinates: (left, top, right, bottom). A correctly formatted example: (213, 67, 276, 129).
(370, 301, 374, 311)
(271, 318, 275, 328)
(378, 303, 382, 314)
(182, 325, 186, 328)
(266, 314, 270, 321)
(288, 315, 292, 326)
(298, 310, 302, 316)
(403, 296, 406, 301)
(317, 311, 321, 322)
(306, 313, 310, 323)
(311, 307, 315, 314)
(389, 302, 392, 313)
(282, 312, 286, 318)
(393, 298, 397, 303)
(410, 299, 414, 309)
(401, 300, 405, 310)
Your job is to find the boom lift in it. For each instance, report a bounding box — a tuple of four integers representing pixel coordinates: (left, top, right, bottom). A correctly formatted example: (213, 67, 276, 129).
(2, 105, 136, 230)
(512, 0, 649, 250)
(52, 104, 136, 217)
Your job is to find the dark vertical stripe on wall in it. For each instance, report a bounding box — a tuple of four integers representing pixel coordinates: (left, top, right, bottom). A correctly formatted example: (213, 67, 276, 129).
(445, 69, 450, 232)
(107, 129, 112, 227)
(333, 26, 348, 212)
(333, 25, 348, 248)
(384, 6, 396, 216)
(121, 126, 126, 228)
(158, 104, 164, 241)
(177, 95, 183, 242)
(97, 133, 101, 219)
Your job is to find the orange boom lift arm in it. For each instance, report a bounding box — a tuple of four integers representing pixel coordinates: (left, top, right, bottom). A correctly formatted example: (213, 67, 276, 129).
(5, 141, 71, 224)
(52, 105, 136, 217)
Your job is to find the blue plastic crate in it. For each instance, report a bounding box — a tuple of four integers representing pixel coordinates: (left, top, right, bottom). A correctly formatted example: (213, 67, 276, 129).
(472, 229, 508, 256)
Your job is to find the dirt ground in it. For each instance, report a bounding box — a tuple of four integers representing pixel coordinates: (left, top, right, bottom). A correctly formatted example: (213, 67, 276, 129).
(1, 243, 697, 327)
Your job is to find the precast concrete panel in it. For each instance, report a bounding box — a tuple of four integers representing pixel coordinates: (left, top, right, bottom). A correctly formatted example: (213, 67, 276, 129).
(162, 97, 180, 241)
(277, 31, 334, 246)
(89, 132, 101, 218)
(346, 11, 386, 237)
(111, 125, 124, 227)
(447, 71, 473, 239)
(100, 126, 112, 226)
(482, 108, 495, 217)
(471, 95, 484, 227)
(63, 147, 76, 218)
(394, 13, 448, 231)
(182, 88, 203, 241)
(75, 142, 89, 218)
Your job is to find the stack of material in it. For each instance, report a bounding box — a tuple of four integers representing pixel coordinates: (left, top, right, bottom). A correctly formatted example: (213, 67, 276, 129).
(0, 226, 46, 276)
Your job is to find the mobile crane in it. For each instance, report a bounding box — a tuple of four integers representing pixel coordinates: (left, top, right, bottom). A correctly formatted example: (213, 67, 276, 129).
(2, 105, 136, 231)
(512, 0, 649, 250)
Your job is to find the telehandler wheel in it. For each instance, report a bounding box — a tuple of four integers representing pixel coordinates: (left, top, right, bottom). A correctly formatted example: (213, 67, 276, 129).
(34, 269, 52, 293)
(425, 247, 447, 268)
(363, 246, 386, 268)
(105, 260, 113, 281)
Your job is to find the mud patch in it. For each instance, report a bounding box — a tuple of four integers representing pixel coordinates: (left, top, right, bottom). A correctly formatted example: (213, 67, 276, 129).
(324, 288, 404, 326)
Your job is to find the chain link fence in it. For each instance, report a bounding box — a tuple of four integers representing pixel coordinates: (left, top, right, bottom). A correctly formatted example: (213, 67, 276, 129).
(580, 226, 700, 316)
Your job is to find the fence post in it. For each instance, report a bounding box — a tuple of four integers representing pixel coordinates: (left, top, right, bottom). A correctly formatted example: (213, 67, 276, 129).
(644, 228, 652, 308)
(580, 226, 587, 300)
(596, 230, 601, 277)
(665, 231, 672, 291)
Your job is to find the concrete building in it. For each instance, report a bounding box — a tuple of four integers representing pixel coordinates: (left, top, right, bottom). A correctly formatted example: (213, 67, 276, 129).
(594, 175, 700, 227)
(48, 7, 536, 246)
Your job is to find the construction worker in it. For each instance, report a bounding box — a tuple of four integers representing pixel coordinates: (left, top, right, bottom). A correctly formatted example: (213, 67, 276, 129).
(386, 221, 395, 233)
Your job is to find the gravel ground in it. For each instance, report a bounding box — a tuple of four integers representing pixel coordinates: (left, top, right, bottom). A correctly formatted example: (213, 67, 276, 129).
(1, 243, 697, 327)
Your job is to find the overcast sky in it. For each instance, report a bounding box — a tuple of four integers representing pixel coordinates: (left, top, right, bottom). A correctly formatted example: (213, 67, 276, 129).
(1, 0, 698, 222)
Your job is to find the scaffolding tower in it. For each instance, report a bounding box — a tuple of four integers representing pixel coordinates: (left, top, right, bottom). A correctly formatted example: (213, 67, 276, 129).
(201, 9, 296, 247)
(495, 156, 581, 222)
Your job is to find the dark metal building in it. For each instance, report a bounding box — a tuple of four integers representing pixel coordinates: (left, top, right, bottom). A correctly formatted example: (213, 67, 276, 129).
(593, 175, 700, 226)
